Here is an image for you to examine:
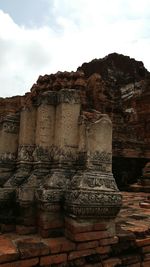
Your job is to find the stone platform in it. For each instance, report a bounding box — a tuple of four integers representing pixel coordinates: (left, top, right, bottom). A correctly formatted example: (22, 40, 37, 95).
(0, 192, 150, 267)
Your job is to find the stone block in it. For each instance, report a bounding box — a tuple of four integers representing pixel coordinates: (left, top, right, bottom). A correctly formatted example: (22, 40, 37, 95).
(121, 254, 141, 265)
(38, 227, 64, 238)
(95, 246, 111, 255)
(16, 238, 49, 259)
(0, 258, 39, 267)
(0, 224, 15, 233)
(65, 218, 93, 233)
(136, 237, 150, 247)
(38, 212, 64, 230)
(40, 253, 67, 266)
(140, 202, 150, 209)
(142, 261, 150, 267)
(68, 249, 96, 261)
(0, 236, 19, 263)
(142, 246, 150, 254)
(126, 263, 141, 267)
(102, 257, 122, 267)
(77, 241, 99, 250)
(99, 236, 119, 246)
(66, 229, 110, 242)
(43, 237, 75, 254)
(16, 225, 37, 235)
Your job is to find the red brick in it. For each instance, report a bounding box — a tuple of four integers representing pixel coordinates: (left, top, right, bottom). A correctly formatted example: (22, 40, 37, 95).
(139, 202, 150, 209)
(99, 236, 119, 246)
(103, 257, 122, 267)
(16, 238, 49, 259)
(121, 254, 140, 265)
(126, 263, 141, 267)
(38, 227, 64, 238)
(83, 264, 102, 267)
(66, 230, 110, 242)
(93, 221, 114, 231)
(96, 246, 111, 254)
(143, 253, 150, 261)
(0, 258, 39, 267)
(16, 225, 36, 235)
(38, 228, 48, 238)
(142, 245, 150, 253)
(92, 223, 108, 231)
(38, 217, 64, 230)
(142, 261, 150, 267)
(136, 237, 150, 247)
(77, 241, 99, 250)
(1, 224, 15, 233)
(40, 253, 67, 266)
(0, 236, 19, 263)
(117, 232, 136, 242)
(74, 258, 86, 266)
(65, 219, 93, 234)
(68, 249, 96, 260)
(43, 237, 75, 253)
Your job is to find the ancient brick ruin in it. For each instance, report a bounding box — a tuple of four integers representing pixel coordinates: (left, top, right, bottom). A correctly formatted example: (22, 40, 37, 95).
(0, 88, 121, 233)
(0, 53, 150, 267)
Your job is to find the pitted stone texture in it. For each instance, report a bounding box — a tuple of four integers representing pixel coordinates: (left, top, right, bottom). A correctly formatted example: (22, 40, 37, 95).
(65, 112, 121, 219)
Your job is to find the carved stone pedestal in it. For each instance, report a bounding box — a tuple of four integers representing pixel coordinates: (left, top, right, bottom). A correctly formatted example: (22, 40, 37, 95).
(65, 171, 122, 219)
(36, 165, 76, 237)
(65, 112, 122, 240)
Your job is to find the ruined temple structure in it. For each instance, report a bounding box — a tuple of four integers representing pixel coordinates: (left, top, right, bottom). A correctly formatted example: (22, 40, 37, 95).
(0, 87, 122, 235)
(0, 53, 150, 190)
(0, 53, 150, 267)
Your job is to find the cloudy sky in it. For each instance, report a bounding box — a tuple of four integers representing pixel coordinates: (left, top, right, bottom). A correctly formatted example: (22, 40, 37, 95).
(0, 0, 150, 97)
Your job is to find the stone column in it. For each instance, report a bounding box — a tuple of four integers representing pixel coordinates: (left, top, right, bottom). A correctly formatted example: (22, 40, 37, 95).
(0, 114, 19, 228)
(12, 106, 37, 234)
(0, 114, 19, 186)
(65, 112, 122, 241)
(37, 89, 81, 237)
(33, 91, 56, 178)
(5, 107, 36, 187)
(17, 92, 55, 233)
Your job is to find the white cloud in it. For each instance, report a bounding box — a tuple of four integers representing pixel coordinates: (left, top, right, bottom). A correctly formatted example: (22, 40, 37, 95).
(0, 0, 150, 97)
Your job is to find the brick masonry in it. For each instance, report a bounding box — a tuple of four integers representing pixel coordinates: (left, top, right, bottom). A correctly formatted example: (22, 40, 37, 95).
(0, 192, 150, 267)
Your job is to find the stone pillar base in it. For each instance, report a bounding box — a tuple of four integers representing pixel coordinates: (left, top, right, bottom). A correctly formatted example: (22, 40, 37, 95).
(37, 203, 64, 238)
(15, 176, 38, 234)
(65, 217, 116, 242)
(35, 167, 74, 238)
(16, 199, 37, 235)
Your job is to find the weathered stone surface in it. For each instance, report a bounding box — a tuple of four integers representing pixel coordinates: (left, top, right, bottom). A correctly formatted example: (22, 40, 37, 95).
(65, 112, 121, 219)
(0, 53, 150, 188)
(0, 88, 121, 238)
(0, 52, 149, 242)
